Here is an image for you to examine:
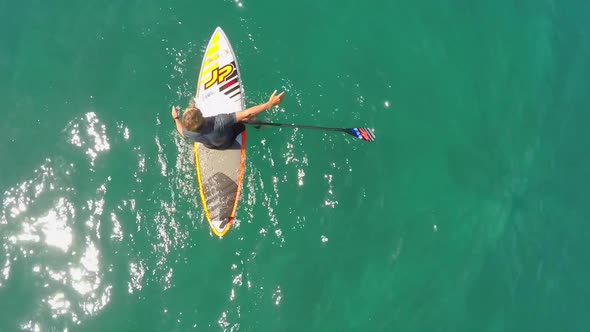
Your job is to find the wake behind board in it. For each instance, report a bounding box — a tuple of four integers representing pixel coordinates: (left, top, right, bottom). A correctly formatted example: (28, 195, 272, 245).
(194, 27, 246, 237)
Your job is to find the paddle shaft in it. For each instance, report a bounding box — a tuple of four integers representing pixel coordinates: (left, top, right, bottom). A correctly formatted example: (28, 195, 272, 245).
(245, 121, 345, 132)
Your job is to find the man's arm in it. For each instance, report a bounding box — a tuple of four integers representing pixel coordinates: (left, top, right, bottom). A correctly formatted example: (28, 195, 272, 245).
(236, 90, 285, 122)
(171, 106, 185, 137)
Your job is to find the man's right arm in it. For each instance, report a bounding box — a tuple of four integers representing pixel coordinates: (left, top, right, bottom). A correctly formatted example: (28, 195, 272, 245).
(236, 90, 285, 122)
(171, 106, 185, 137)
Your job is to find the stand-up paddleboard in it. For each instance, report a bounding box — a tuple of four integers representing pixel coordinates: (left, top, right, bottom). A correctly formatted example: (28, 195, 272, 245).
(194, 27, 246, 237)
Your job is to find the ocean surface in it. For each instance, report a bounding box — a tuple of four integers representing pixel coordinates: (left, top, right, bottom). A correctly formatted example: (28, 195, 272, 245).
(1, 0, 590, 331)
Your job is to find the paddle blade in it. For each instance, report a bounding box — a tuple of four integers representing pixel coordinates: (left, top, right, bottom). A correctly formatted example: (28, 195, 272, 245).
(345, 127, 375, 142)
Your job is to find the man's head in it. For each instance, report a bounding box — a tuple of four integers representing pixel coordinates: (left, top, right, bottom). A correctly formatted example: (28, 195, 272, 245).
(182, 106, 204, 131)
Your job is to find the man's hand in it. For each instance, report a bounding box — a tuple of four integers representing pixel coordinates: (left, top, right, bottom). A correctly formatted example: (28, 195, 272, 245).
(171, 106, 180, 119)
(236, 91, 286, 122)
(267, 90, 285, 108)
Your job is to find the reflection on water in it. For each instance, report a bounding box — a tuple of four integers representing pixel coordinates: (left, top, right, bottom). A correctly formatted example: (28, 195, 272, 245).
(0, 111, 196, 329)
(1, 72, 348, 332)
(1, 113, 116, 328)
(128, 261, 145, 294)
(67, 112, 110, 168)
(7, 197, 74, 252)
(272, 286, 282, 306)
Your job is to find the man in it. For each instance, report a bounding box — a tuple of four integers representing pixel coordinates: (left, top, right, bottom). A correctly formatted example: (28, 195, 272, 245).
(171, 90, 285, 149)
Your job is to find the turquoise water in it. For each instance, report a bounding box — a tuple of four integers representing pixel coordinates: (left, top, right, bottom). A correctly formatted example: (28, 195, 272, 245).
(2, 0, 590, 331)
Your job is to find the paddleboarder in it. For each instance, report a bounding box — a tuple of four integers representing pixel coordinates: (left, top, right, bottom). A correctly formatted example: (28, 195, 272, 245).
(171, 90, 285, 149)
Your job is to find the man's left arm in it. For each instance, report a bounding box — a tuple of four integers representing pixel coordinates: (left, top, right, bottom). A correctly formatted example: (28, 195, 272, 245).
(171, 106, 185, 137)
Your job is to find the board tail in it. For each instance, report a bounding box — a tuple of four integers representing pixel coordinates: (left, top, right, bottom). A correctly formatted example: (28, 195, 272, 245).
(211, 219, 232, 238)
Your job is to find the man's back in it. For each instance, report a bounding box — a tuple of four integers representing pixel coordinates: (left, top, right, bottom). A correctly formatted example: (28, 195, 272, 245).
(183, 113, 241, 149)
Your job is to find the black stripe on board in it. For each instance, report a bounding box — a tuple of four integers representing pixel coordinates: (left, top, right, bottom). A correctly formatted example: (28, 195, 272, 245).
(229, 90, 241, 100)
(224, 85, 240, 96)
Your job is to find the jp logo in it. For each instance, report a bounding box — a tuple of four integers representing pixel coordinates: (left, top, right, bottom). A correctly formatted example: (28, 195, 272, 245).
(204, 64, 234, 89)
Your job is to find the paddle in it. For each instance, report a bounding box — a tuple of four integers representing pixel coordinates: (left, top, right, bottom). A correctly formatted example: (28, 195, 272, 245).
(245, 121, 375, 142)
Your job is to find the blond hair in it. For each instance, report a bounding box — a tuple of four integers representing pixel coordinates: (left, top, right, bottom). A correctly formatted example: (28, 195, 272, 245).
(182, 106, 204, 131)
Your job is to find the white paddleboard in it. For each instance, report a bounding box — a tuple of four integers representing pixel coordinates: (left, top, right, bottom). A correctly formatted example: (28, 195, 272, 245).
(193, 27, 246, 237)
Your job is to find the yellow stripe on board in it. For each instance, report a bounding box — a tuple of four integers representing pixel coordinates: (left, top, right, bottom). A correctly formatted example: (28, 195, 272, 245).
(211, 31, 220, 44)
(193, 143, 212, 222)
(196, 31, 221, 94)
(196, 65, 215, 93)
(198, 62, 218, 84)
(206, 43, 219, 58)
(203, 54, 219, 67)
